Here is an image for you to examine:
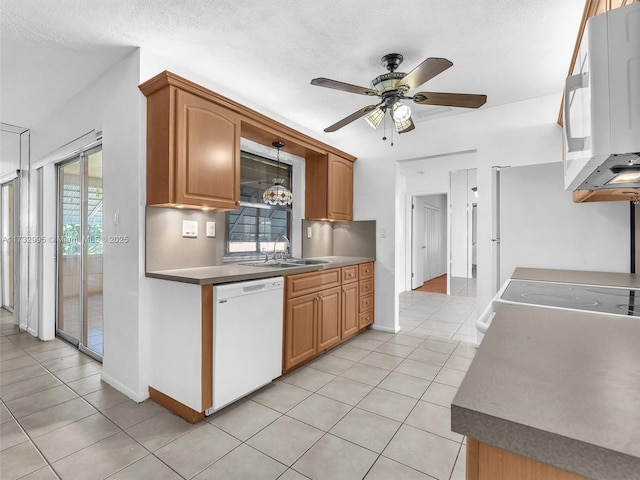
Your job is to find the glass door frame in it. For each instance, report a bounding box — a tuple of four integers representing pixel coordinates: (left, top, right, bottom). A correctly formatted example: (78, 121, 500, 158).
(55, 143, 103, 361)
(1, 178, 19, 312)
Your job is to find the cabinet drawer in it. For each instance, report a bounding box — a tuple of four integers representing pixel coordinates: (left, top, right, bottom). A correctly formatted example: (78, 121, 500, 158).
(359, 294, 374, 312)
(359, 310, 374, 329)
(341, 266, 358, 284)
(359, 278, 373, 296)
(358, 262, 374, 279)
(286, 268, 341, 298)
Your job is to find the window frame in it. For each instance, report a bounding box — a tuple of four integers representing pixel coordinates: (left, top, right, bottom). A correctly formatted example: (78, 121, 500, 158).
(224, 151, 293, 260)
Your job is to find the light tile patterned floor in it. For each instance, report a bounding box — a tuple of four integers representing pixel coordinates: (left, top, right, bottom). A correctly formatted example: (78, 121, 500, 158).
(0, 288, 477, 480)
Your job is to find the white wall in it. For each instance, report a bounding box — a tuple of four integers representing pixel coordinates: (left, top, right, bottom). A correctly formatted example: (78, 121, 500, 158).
(31, 50, 147, 400)
(357, 94, 572, 325)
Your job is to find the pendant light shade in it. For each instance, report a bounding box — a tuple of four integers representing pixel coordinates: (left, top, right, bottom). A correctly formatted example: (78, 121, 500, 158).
(263, 141, 293, 206)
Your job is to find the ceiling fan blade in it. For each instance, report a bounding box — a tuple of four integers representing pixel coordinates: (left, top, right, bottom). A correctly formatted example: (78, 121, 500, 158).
(413, 92, 487, 108)
(324, 105, 379, 132)
(311, 77, 378, 96)
(395, 58, 453, 92)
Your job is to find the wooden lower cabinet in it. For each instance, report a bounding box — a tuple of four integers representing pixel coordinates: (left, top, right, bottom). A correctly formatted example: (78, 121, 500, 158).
(284, 293, 318, 371)
(317, 286, 342, 351)
(358, 262, 374, 329)
(466, 439, 585, 480)
(283, 285, 343, 371)
(342, 282, 359, 339)
(284, 262, 374, 372)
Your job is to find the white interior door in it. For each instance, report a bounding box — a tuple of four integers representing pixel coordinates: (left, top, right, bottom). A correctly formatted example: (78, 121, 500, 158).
(423, 205, 442, 282)
(411, 199, 424, 289)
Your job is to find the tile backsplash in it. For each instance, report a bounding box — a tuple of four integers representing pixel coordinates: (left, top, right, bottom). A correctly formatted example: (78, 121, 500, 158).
(146, 206, 226, 271)
(302, 220, 376, 258)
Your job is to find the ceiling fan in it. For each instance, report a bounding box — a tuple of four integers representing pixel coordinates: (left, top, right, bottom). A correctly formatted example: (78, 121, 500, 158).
(311, 53, 487, 135)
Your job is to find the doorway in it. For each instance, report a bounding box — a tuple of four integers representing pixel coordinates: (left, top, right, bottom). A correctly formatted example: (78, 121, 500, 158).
(411, 194, 447, 292)
(56, 145, 103, 360)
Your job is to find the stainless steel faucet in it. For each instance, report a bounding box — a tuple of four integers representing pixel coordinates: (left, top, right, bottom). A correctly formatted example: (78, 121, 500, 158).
(274, 234, 290, 261)
(265, 234, 290, 262)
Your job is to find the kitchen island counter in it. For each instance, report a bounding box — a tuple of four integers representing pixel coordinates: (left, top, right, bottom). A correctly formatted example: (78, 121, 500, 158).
(146, 256, 375, 285)
(451, 303, 640, 479)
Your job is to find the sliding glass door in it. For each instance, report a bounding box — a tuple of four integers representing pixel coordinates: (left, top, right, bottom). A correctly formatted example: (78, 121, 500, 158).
(1, 180, 16, 311)
(57, 146, 103, 360)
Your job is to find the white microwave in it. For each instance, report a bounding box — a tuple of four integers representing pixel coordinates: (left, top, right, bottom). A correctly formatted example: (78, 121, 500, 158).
(563, 2, 640, 191)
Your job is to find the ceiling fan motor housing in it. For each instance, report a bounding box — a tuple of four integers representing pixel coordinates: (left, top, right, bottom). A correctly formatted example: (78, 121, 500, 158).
(381, 53, 404, 71)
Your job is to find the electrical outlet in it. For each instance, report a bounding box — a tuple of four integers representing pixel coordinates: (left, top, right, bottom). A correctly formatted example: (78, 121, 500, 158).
(182, 220, 198, 238)
(206, 221, 216, 238)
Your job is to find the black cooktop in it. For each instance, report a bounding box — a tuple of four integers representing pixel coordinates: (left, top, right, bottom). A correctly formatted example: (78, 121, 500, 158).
(500, 280, 640, 317)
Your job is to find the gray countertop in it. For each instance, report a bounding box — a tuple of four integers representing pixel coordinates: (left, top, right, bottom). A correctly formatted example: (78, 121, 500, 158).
(451, 303, 640, 479)
(145, 256, 375, 285)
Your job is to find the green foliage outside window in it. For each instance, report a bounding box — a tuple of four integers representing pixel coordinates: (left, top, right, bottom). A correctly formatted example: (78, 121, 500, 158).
(62, 223, 103, 255)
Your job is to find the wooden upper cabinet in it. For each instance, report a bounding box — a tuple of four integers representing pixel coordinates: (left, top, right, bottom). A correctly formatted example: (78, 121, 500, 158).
(139, 71, 240, 210)
(306, 152, 354, 221)
(175, 90, 240, 208)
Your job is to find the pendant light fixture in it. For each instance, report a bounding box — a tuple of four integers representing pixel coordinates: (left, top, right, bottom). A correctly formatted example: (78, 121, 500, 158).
(263, 141, 293, 206)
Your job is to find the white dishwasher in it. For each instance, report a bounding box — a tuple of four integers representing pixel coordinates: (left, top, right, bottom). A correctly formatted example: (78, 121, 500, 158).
(206, 276, 284, 415)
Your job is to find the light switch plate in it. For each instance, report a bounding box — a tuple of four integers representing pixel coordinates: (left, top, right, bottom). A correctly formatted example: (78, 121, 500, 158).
(182, 220, 198, 238)
(206, 221, 216, 238)
(306, 226, 312, 239)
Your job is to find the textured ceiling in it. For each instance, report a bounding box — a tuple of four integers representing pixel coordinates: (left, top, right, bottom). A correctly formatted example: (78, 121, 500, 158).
(1, 0, 585, 159)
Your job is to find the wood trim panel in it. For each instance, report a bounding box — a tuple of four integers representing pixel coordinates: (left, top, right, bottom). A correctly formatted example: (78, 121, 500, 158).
(149, 387, 205, 424)
(145, 84, 173, 206)
(139, 71, 356, 162)
(201, 284, 213, 411)
(467, 439, 586, 480)
(341, 265, 358, 284)
(305, 152, 329, 220)
(572, 188, 640, 202)
(467, 438, 480, 480)
(286, 268, 341, 298)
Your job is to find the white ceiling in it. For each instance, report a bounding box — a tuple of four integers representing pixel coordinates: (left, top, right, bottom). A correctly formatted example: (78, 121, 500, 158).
(1, 0, 585, 161)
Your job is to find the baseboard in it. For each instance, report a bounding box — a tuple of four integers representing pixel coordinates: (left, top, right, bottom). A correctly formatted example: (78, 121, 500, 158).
(100, 372, 149, 403)
(370, 323, 400, 334)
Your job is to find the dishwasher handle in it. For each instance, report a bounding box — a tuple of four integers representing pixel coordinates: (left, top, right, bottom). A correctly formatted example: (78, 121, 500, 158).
(242, 283, 266, 294)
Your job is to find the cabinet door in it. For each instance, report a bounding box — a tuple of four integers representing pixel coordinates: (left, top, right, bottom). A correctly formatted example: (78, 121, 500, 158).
(327, 154, 353, 221)
(317, 286, 342, 352)
(175, 89, 240, 209)
(342, 283, 359, 340)
(284, 293, 317, 371)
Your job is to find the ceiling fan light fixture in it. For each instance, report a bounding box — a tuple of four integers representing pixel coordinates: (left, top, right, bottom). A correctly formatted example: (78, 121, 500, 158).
(394, 117, 413, 133)
(392, 102, 411, 123)
(364, 107, 385, 129)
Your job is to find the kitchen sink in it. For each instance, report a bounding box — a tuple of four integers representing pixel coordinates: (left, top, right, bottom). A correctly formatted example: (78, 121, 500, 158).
(241, 258, 329, 268)
(241, 261, 300, 268)
(283, 258, 329, 265)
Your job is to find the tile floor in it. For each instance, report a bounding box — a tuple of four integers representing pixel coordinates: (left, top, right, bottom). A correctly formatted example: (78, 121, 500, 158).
(0, 288, 477, 480)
